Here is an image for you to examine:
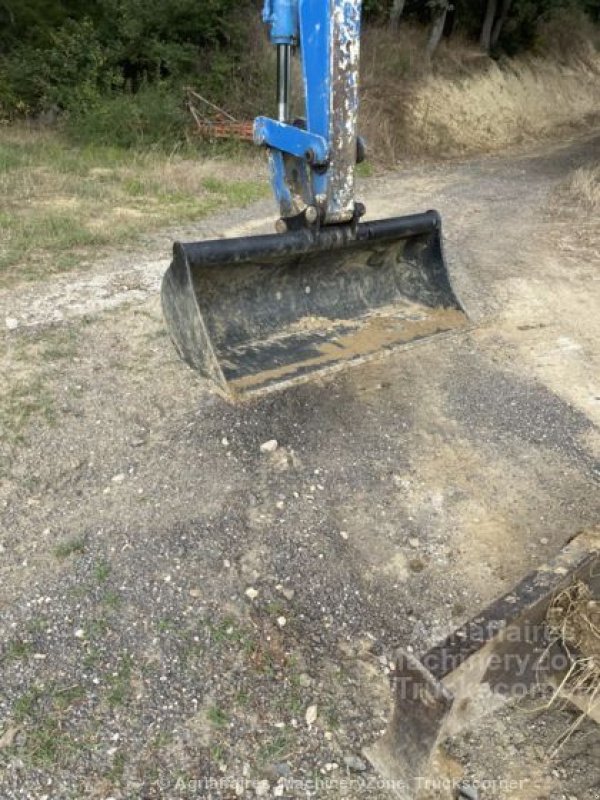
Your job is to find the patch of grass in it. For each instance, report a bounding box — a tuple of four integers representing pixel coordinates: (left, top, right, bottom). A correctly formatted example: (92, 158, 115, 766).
(177, 630, 205, 668)
(207, 617, 247, 645)
(1, 325, 81, 447)
(107, 750, 126, 783)
(356, 161, 374, 178)
(210, 745, 225, 762)
(102, 590, 121, 609)
(152, 731, 173, 748)
(21, 717, 79, 768)
(124, 177, 151, 196)
(321, 705, 341, 731)
(52, 684, 86, 712)
(54, 252, 85, 272)
(26, 617, 48, 636)
(39, 328, 79, 361)
(207, 706, 229, 727)
(9, 684, 86, 768)
(85, 617, 110, 639)
(13, 688, 43, 723)
(258, 731, 294, 763)
(0, 211, 114, 274)
(93, 559, 111, 583)
(265, 600, 286, 618)
(65, 84, 189, 151)
(283, 688, 304, 716)
(202, 176, 227, 193)
(0, 126, 266, 288)
(54, 536, 86, 559)
(22, 718, 64, 766)
(106, 655, 133, 707)
(201, 176, 265, 206)
(235, 689, 250, 707)
(82, 645, 102, 670)
(2, 638, 33, 663)
(0, 376, 56, 443)
(106, 678, 128, 707)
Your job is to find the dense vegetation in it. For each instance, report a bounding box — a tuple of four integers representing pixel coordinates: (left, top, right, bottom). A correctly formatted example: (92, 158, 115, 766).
(0, 0, 597, 146)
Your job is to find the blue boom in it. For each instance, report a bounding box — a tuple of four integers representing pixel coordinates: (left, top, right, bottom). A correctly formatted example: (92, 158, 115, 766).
(256, 0, 363, 227)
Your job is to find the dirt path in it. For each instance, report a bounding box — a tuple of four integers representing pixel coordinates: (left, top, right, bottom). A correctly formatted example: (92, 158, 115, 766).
(0, 132, 599, 800)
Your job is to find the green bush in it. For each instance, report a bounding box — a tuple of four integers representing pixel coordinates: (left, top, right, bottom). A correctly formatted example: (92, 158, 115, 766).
(534, 2, 600, 58)
(0, 0, 257, 121)
(65, 83, 188, 148)
(0, 18, 118, 118)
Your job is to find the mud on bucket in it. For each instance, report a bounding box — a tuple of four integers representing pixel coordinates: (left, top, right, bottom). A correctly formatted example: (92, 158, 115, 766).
(161, 211, 468, 400)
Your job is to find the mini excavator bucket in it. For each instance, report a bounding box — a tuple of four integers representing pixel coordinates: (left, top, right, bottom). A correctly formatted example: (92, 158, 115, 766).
(161, 211, 468, 400)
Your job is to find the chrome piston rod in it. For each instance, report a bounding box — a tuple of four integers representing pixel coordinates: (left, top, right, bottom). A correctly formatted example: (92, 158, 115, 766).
(276, 44, 291, 123)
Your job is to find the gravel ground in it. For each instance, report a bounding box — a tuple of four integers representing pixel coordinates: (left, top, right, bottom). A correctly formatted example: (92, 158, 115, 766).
(0, 131, 599, 800)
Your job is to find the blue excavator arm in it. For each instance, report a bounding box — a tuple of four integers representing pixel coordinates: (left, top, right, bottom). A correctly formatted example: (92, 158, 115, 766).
(256, 0, 363, 229)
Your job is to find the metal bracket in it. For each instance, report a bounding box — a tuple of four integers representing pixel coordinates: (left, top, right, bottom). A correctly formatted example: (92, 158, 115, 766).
(254, 118, 329, 164)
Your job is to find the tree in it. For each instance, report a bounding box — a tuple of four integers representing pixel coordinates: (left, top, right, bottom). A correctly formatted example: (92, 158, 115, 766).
(389, 0, 407, 29)
(427, 0, 450, 56)
(480, 0, 498, 51)
(491, 0, 513, 48)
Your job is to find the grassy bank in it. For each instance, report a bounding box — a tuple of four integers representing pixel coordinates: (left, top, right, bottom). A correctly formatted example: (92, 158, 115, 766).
(0, 128, 266, 289)
(360, 24, 600, 161)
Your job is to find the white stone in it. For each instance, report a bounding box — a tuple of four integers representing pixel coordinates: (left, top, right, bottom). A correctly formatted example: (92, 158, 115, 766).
(255, 779, 270, 797)
(260, 439, 279, 453)
(305, 704, 318, 727)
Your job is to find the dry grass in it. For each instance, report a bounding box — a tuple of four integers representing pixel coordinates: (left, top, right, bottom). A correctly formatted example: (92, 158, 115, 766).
(360, 25, 600, 162)
(403, 57, 600, 157)
(543, 580, 600, 753)
(0, 126, 267, 288)
(559, 166, 600, 212)
(547, 580, 600, 677)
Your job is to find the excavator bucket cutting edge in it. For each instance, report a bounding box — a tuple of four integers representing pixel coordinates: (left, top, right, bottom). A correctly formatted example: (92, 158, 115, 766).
(161, 211, 468, 400)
